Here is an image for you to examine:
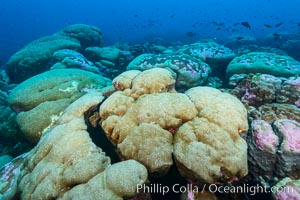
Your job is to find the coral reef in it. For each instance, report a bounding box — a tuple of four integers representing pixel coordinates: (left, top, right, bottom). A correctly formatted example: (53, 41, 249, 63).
(100, 68, 248, 183)
(226, 52, 300, 79)
(6, 24, 102, 83)
(127, 53, 211, 90)
(51, 49, 100, 73)
(85, 46, 134, 78)
(8, 69, 111, 142)
(0, 92, 148, 199)
(223, 35, 257, 49)
(176, 41, 235, 77)
(57, 24, 102, 48)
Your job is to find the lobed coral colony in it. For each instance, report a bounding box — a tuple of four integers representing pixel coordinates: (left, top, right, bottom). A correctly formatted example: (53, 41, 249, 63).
(0, 24, 300, 200)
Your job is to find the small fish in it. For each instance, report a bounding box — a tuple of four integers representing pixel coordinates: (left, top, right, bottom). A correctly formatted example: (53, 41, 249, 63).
(273, 32, 281, 40)
(264, 24, 273, 28)
(235, 36, 244, 40)
(186, 31, 197, 37)
(170, 14, 175, 18)
(274, 22, 283, 27)
(133, 14, 139, 18)
(212, 21, 224, 26)
(241, 21, 251, 29)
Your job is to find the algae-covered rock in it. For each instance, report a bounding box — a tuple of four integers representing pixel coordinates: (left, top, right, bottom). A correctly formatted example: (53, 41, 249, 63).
(100, 68, 248, 183)
(248, 119, 300, 179)
(8, 69, 111, 142)
(272, 177, 300, 200)
(127, 53, 211, 91)
(249, 103, 300, 124)
(226, 52, 300, 78)
(229, 73, 283, 107)
(276, 76, 300, 107)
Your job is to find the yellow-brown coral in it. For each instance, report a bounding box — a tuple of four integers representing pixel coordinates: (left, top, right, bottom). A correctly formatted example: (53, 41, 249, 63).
(100, 68, 248, 182)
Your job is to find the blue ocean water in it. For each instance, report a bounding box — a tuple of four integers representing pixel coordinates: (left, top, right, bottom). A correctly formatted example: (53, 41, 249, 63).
(0, 0, 300, 65)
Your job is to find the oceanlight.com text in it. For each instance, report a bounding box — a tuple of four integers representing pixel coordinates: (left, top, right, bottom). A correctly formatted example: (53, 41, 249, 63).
(137, 183, 294, 196)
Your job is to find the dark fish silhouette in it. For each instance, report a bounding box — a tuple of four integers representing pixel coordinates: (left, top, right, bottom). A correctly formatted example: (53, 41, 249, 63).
(170, 14, 175, 18)
(235, 36, 244, 40)
(186, 31, 197, 37)
(274, 22, 283, 27)
(264, 24, 273, 28)
(212, 21, 224, 26)
(241, 21, 251, 29)
(273, 32, 282, 40)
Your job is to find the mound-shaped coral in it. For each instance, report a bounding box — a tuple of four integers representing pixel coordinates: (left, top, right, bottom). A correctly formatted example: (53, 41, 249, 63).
(100, 68, 248, 183)
(57, 24, 102, 48)
(224, 35, 257, 48)
(51, 49, 100, 73)
(6, 24, 103, 83)
(226, 52, 300, 79)
(8, 69, 111, 142)
(85, 46, 134, 78)
(127, 53, 211, 90)
(176, 41, 235, 77)
(0, 92, 148, 199)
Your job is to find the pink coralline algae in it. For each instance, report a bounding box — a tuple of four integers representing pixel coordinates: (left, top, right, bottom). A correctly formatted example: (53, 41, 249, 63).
(251, 120, 279, 153)
(0, 153, 28, 199)
(274, 119, 300, 153)
(229, 73, 282, 107)
(248, 119, 300, 179)
(273, 178, 300, 200)
(230, 74, 300, 108)
(275, 185, 300, 200)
